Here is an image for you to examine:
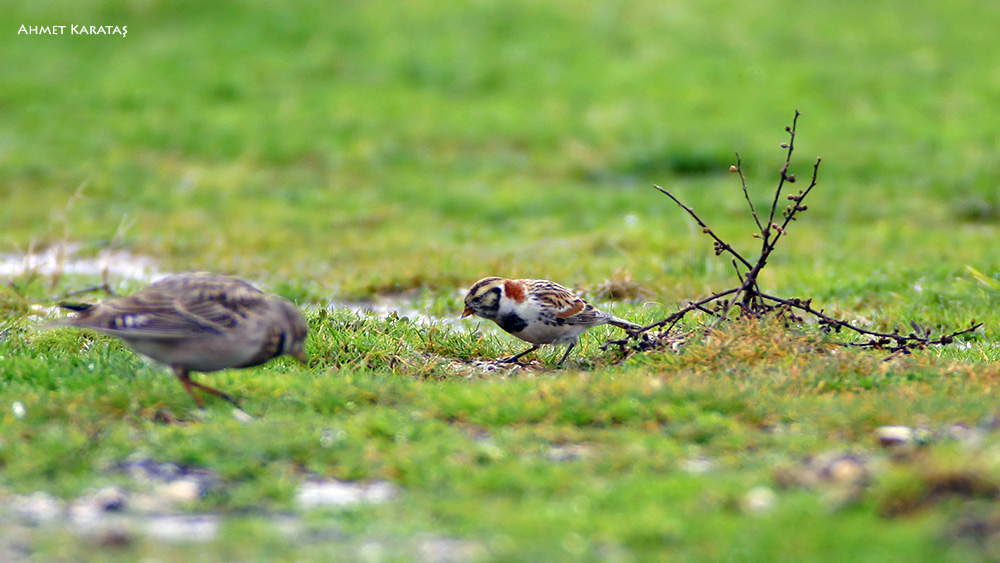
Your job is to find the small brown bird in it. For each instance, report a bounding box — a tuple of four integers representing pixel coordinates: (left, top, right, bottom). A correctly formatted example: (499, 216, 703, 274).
(462, 277, 640, 365)
(50, 272, 309, 408)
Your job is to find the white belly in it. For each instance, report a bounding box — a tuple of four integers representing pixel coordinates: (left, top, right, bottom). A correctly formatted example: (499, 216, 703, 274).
(125, 332, 263, 372)
(508, 322, 589, 346)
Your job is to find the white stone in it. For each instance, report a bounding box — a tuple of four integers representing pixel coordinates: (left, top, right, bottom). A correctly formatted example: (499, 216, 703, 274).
(742, 486, 777, 514)
(295, 479, 397, 510)
(14, 491, 64, 524)
(876, 425, 914, 446)
(143, 515, 219, 543)
(158, 478, 201, 504)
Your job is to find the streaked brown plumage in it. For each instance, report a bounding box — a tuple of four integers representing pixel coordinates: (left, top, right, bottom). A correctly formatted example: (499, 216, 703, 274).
(50, 272, 309, 408)
(462, 276, 639, 365)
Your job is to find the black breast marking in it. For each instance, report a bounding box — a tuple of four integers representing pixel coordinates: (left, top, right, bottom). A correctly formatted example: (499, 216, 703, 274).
(499, 312, 528, 334)
(537, 309, 565, 327)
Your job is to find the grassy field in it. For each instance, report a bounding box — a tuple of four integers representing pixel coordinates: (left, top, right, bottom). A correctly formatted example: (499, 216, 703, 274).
(3, 0, 1000, 560)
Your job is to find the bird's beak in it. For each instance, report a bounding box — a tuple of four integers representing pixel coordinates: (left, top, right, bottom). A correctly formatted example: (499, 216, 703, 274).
(461, 305, 474, 318)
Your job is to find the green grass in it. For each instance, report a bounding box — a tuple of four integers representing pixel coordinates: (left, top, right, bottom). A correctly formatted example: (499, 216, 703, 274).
(3, 0, 1000, 560)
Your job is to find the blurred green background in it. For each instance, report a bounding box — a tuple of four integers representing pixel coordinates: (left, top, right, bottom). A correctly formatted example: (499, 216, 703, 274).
(4, 0, 999, 301)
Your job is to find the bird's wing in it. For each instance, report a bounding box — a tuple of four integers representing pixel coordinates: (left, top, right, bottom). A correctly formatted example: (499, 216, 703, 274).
(528, 280, 609, 327)
(63, 274, 266, 339)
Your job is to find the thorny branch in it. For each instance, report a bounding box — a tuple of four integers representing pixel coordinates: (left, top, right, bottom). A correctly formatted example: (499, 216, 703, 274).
(604, 110, 981, 360)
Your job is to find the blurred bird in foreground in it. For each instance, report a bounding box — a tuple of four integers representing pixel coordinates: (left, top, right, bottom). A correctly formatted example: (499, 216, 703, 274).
(462, 276, 640, 365)
(50, 272, 308, 408)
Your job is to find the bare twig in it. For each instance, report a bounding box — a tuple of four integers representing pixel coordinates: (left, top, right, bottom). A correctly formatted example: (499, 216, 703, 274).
(765, 110, 800, 242)
(606, 110, 980, 362)
(734, 153, 764, 234)
(638, 287, 742, 333)
(758, 291, 982, 353)
(654, 185, 753, 270)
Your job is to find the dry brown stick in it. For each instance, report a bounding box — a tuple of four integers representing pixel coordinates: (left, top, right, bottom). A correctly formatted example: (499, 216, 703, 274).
(734, 153, 765, 234)
(606, 110, 980, 360)
(764, 110, 801, 245)
(635, 287, 742, 334)
(758, 291, 982, 351)
(735, 116, 819, 307)
(767, 157, 821, 252)
(653, 185, 754, 270)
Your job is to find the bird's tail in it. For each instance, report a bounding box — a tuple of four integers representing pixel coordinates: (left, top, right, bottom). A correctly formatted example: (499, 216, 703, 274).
(59, 302, 94, 313)
(42, 302, 94, 328)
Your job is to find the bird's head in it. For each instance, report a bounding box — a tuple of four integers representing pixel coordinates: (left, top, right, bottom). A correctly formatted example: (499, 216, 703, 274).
(462, 277, 505, 321)
(277, 300, 310, 363)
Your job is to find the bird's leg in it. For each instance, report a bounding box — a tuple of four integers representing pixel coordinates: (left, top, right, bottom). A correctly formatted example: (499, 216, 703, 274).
(556, 343, 576, 367)
(173, 367, 205, 408)
(173, 366, 239, 408)
(499, 345, 539, 364)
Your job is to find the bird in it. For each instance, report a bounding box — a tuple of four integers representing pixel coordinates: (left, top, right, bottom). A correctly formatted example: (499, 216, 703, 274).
(49, 272, 309, 408)
(461, 277, 640, 365)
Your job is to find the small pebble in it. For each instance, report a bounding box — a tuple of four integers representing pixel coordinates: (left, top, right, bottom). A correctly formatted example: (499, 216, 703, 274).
(546, 445, 592, 462)
(742, 486, 777, 514)
(159, 478, 201, 504)
(876, 426, 915, 447)
(68, 486, 129, 531)
(417, 537, 486, 563)
(825, 456, 867, 486)
(232, 408, 254, 424)
(296, 479, 397, 510)
(91, 486, 127, 512)
(679, 456, 715, 474)
(14, 491, 63, 524)
(143, 515, 219, 543)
